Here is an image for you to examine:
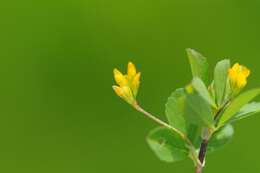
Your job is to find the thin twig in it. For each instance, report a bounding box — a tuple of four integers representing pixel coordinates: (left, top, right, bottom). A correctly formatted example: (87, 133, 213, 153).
(135, 104, 188, 143)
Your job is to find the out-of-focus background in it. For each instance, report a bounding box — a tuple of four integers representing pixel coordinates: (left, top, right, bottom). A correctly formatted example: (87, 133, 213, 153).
(1, 0, 260, 172)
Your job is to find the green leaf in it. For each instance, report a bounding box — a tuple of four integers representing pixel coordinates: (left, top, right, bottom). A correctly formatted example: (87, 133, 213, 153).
(165, 88, 187, 134)
(217, 88, 260, 128)
(165, 88, 202, 148)
(223, 78, 232, 103)
(208, 124, 234, 153)
(214, 59, 230, 106)
(147, 127, 189, 162)
(192, 77, 217, 108)
(208, 81, 216, 103)
(186, 124, 202, 148)
(185, 91, 214, 128)
(230, 102, 260, 123)
(186, 48, 209, 84)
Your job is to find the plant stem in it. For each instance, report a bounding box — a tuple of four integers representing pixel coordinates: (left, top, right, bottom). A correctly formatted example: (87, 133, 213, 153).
(198, 140, 209, 163)
(195, 166, 202, 173)
(195, 139, 209, 173)
(135, 105, 186, 140)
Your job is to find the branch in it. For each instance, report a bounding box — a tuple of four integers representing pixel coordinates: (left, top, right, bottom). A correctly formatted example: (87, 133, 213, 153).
(134, 104, 187, 141)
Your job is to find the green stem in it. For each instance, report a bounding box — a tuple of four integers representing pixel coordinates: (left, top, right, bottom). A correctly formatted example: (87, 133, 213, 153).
(195, 139, 208, 173)
(195, 166, 202, 173)
(135, 105, 187, 142)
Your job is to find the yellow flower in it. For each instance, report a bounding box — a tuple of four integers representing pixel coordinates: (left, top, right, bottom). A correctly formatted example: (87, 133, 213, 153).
(228, 63, 250, 92)
(112, 62, 141, 106)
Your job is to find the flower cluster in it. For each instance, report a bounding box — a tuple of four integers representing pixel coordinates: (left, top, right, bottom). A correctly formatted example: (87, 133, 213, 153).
(112, 62, 141, 106)
(113, 61, 251, 104)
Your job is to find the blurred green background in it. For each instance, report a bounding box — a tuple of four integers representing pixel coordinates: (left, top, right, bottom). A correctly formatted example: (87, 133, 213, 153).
(1, 0, 260, 172)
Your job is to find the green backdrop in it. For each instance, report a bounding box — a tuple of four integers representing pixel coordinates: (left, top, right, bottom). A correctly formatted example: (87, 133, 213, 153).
(0, 0, 260, 172)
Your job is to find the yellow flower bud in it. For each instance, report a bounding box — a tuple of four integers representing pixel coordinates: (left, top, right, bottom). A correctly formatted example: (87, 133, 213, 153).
(127, 62, 137, 80)
(132, 72, 141, 97)
(228, 63, 250, 93)
(112, 85, 136, 105)
(121, 86, 135, 103)
(112, 62, 141, 106)
(114, 68, 128, 87)
(185, 84, 194, 94)
(112, 85, 123, 97)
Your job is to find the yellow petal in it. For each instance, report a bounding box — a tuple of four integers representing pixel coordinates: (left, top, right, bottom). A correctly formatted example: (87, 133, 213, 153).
(133, 72, 141, 84)
(113, 85, 136, 105)
(241, 66, 250, 77)
(113, 68, 128, 86)
(127, 62, 137, 79)
(132, 72, 141, 97)
(122, 86, 133, 97)
(112, 85, 123, 97)
(228, 68, 237, 81)
(121, 86, 136, 105)
(236, 75, 247, 88)
(232, 63, 240, 72)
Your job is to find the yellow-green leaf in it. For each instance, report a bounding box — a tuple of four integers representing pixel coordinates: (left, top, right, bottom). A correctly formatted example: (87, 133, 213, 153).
(230, 102, 260, 122)
(217, 88, 260, 128)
